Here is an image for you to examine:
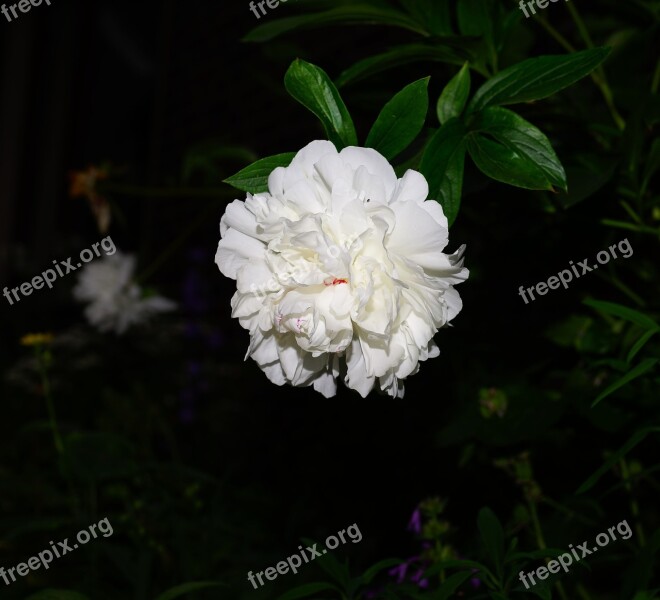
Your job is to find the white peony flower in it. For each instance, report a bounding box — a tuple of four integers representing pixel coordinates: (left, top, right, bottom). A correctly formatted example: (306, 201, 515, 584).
(73, 252, 176, 334)
(215, 140, 468, 398)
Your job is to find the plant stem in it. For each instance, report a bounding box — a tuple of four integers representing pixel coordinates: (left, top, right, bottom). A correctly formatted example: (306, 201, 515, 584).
(577, 583, 594, 600)
(620, 458, 646, 546)
(565, 2, 626, 131)
(103, 183, 233, 199)
(528, 500, 569, 600)
(652, 57, 660, 94)
(35, 348, 64, 455)
(536, 15, 625, 131)
(136, 199, 225, 284)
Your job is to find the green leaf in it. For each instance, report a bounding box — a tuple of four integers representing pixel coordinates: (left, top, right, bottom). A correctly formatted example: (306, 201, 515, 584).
(529, 587, 552, 600)
(181, 142, 257, 184)
(284, 59, 357, 149)
(26, 592, 89, 600)
(223, 152, 295, 194)
(577, 426, 660, 494)
(336, 42, 476, 88)
(478, 507, 505, 578)
(584, 299, 659, 330)
(276, 582, 341, 600)
(471, 106, 567, 190)
(243, 5, 429, 42)
(642, 138, 660, 194)
(301, 537, 349, 588)
(437, 62, 471, 125)
(437, 571, 474, 599)
(155, 582, 226, 600)
(468, 47, 611, 112)
(628, 329, 659, 364)
(457, 0, 493, 38)
(424, 558, 490, 576)
(398, 0, 453, 35)
(466, 133, 553, 190)
(59, 432, 137, 483)
(366, 77, 430, 160)
(419, 119, 467, 226)
(592, 358, 658, 407)
(359, 558, 404, 585)
(507, 548, 564, 563)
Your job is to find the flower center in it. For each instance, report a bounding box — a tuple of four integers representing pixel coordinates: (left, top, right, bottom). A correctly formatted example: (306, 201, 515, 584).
(323, 277, 349, 286)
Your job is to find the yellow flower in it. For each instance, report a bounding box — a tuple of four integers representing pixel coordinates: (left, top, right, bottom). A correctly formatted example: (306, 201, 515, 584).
(20, 333, 54, 347)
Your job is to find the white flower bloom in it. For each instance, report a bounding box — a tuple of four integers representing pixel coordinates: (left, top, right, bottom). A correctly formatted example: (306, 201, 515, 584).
(73, 252, 176, 334)
(216, 141, 468, 398)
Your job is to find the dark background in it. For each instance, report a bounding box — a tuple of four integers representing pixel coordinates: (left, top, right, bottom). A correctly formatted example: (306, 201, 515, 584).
(0, 1, 658, 599)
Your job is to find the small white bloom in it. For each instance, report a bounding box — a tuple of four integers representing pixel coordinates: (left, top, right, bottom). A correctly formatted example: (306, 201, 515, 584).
(73, 252, 176, 334)
(216, 141, 468, 398)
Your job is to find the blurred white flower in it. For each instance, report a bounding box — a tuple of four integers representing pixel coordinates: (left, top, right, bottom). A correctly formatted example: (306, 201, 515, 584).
(73, 252, 176, 334)
(216, 140, 468, 398)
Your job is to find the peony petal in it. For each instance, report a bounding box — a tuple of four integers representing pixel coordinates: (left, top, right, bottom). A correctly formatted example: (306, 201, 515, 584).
(220, 199, 265, 240)
(339, 147, 398, 198)
(215, 229, 265, 279)
(345, 338, 376, 397)
(387, 201, 450, 271)
(390, 169, 429, 204)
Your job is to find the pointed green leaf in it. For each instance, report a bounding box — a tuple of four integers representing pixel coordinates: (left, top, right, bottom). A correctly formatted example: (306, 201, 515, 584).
(366, 77, 430, 160)
(243, 5, 429, 43)
(577, 427, 660, 494)
(471, 106, 566, 190)
(26, 592, 90, 600)
(628, 329, 659, 364)
(336, 43, 474, 88)
(584, 299, 659, 330)
(468, 47, 611, 112)
(437, 571, 474, 599)
(424, 558, 491, 578)
(223, 152, 296, 194)
(438, 62, 471, 125)
(276, 582, 341, 600)
(360, 558, 404, 585)
(592, 358, 658, 407)
(478, 507, 505, 578)
(285, 59, 357, 149)
(467, 134, 553, 190)
(398, 0, 453, 35)
(301, 537, 349, 587)
(155, 582, 226, 600)
(419, 118, 467, 226)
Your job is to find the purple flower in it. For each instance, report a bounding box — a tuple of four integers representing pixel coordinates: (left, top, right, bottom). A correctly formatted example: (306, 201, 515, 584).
(410, 568, 429, 588)
(388, 562, 409, 583)
(407, 507, 422, 534)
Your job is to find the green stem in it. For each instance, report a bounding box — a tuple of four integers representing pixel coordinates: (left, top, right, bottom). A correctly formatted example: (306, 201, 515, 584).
(536, 15, 625, 131)
(652, 57, 660, 94)
(136, 200, 225, 284)
(620, 458, 646, 546)
(35, 348, 64, 455)
(528, 500, 569, 600)
(577, 583, 594, 600)
(103, 182, 233, 199)
(565, 3, 626, 131)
